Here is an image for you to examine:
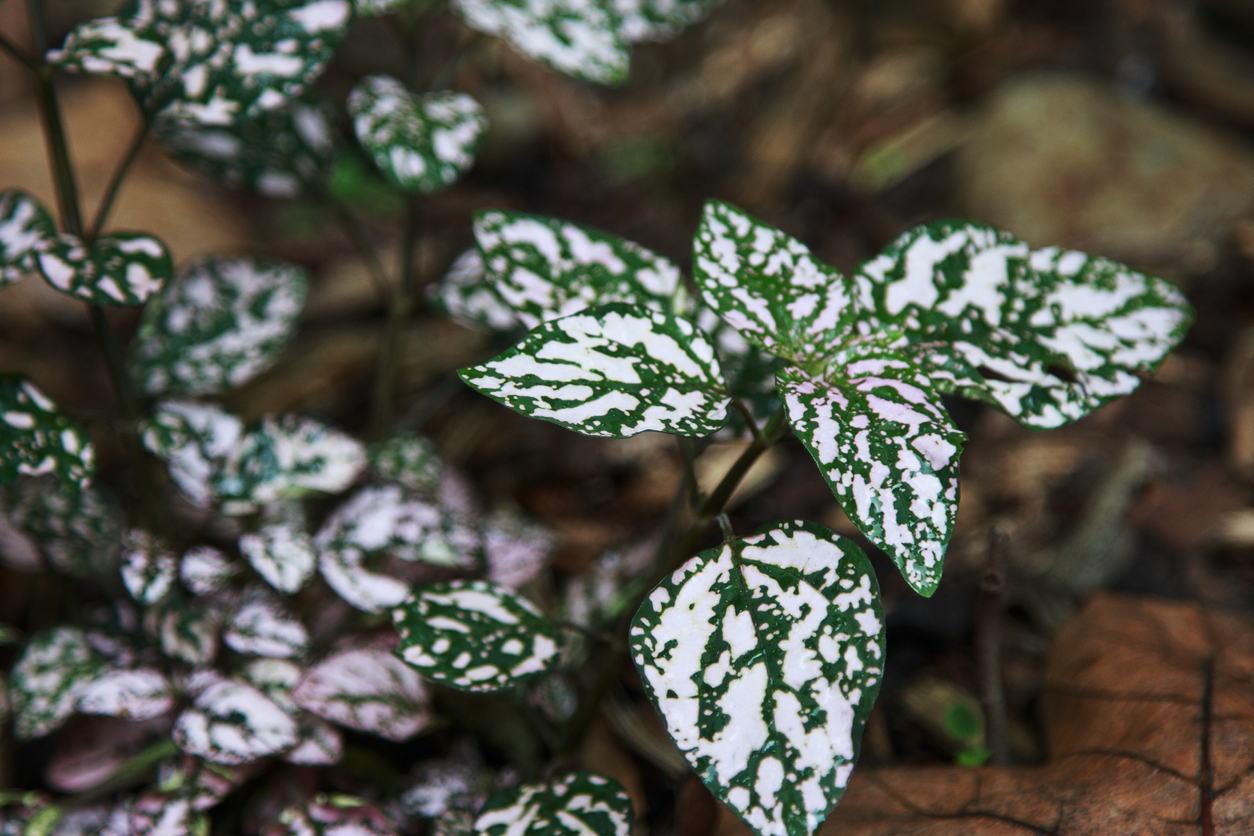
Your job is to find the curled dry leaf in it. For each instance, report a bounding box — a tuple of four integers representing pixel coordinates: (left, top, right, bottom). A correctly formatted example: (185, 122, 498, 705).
(292, 647, 434, 742)
(818, 594, 1254, 835)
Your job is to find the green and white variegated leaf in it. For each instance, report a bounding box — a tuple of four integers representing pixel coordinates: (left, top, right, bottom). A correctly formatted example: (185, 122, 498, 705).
(369, 433, 444, 493)
(852, 221, 1194, 429)
(456, 211, 685, 331)
(693, 201, 855, 367)
(49, 0, 352, 126)
(780, 345, 964, 596)
(239, 524, 317, 594)
(37, 232, 171, 306)
(142, 401, 244, 506)
(451, 0, 628, 84)
(0, 376, 95, 490)
(9, 626, 103, 740)
(430, 248, 518, 331)
(155, 94, 338, 197)
(399, 747, 491, 820)
(120, 529, 178, 604)
(474, 772, 632, 836)
(484, 508, 554, 589)
(616, 0, 722, 41)
(76, 667, 175, 720)
(179, 545, 239, 596)
(130, 257, 309, 397)
(7, 477, 122, 579)
(354, 0, 411, 16)
(267, 795, 397, 836)
(0, 190, 56, 286)
(173, 678, 299, 765)
(630, 521, 885, 836)
(240, 658, 344, 765)
(393, 580, 564, 692)
(292, 648, 433, 742)
(461, 303, 729, 438)
(217, 414, 367, 511)
(223, 587, 309, 659)
(152, 598, 221, 667)
(316, 546, 410, 613)
(348, 76, 486, 193)
(697, 307, 783, 428)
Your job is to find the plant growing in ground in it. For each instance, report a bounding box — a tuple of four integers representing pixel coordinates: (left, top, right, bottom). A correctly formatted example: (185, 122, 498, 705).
(0, 2, 1192, 836)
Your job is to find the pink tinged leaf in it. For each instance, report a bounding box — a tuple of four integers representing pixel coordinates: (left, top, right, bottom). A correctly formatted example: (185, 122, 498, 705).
(46, 716, 167, 793)
(284, 716, 344, 765)
(484, 510, 554, 589)
(127, 792, 203, 836)
(179, 545, 239, 596)
(120, 529, 178, 604)
(223, 588, 309, 658)
(77, 667, 175, 720)
(292, 648, 434, 742)
(173, 679, 299, 765)
(265, 794, 398, 836)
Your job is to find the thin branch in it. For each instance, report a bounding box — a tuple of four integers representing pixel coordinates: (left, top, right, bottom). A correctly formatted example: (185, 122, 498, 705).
(0, 30, 37, 70)
(731, 397, 762, 442)
(88, 115, 151, 242)
(370, 196, 422, 439)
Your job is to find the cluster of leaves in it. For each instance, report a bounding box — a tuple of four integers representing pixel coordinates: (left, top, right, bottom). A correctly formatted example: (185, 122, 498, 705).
(0, 1, 1194, 836)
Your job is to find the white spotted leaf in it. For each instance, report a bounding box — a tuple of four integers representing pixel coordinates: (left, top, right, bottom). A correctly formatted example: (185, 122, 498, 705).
(473, 772, 633, 836)
(5, 476, 121, 579)
(484, 508, 554, 589)
(292, 648, 434, 742)
(76, 667, 175, 720)
(451, 0, 629, 84)
(179, 545, 240, 596)
(852, 220, 1194, 429)
(780, 347, 964, 596)
(239, 659, 344, 765)
(155, 93, 338, 197)
(0, 190, 56, 286)
(0, 376, 96, 491)
(460, 303, 730, 439)
(36, 232, 171, 306)
(437, 211, 684, 331)
(240, 524, 317, 594)
(120, 529, 178, 604)
(393, 579, 564, 693)
(617, 0, 722, 41)
(130, 257, 309, 397)
(348, 76, 486, 193)
(142, 401, 245, 507)
(693, 201, 857, 368)
(223, 587, 309, 659)
(9, 626, 103, 740)
(630, 521, 885, 836)
(369, 433, 445, 493)
(155, 599, 221, 666)
(266, 795, 397, 836)
(172, 678, 299, 764)
(49, 0, 353, 127)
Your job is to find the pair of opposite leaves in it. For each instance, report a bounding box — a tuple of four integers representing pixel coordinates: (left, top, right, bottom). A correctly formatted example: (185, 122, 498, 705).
(455, 200, 1193, 597)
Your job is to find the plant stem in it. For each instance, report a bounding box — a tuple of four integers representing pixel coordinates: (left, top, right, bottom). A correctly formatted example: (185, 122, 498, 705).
(975, 525, 1010, 765)
(0, 31, 36, 70)
(88, 115, 151, 241)
(370, 196, 421, 439)
(328, 198, 392, 307)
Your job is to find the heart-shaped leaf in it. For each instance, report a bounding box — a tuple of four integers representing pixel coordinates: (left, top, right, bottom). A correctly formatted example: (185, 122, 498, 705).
(266, 795, 397, 836)
(0, 190, 56, 286)
(630, 521, 885, 836)
(179, 545, 239, 597)
(460, 303, 730, 438)
(240, 524, 317, 594)
(130, 256, 309, 397)
(153, 598, 221, 666)
(393, 579, 565, 692)
(37, 232, 171, 305)
(142, 401, 245, 507)
(120, 529, 178, 604)
(9, 626, 103, 740)
(217, 414, 367, 510)
(693, 201, 857, 367)
(155, 93, 338, 197)
(779, 349, 965, 597)
(0, 375, 95, 491)
(852, 220, 1195, 429)
(348, 75, 486, 193)
(76, 667, 175, 720)
(292, 648, 434, 741)
(445, 211, 685, 331)
(173, 678, 299, 764)
(474, 772, 633, 836)
(50, 0, 353, 126)
(223, 587, 309, 659)
(452, 0, 628, 84)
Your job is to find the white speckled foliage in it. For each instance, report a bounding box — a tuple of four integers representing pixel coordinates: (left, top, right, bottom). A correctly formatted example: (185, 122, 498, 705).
(616, 0, 723, 41)
(266, 794, 398, 836)
(36, 231, 171, 306)
(155, 599, 221, 667)
(222, 586, 309, 658)
(130, 257, 309, 397)
(370, 432, 445, 493)
(9, 626, 103, 739)
(173, 678, 299, 764)
(120, 529, 178, 605)
(240, 658, 344, 765)
(692, 200, 1191, 595)
(50, 0, 353, 126)
(292, 648, 434, 741)
(473, 772, 633, 836)
(394, 580, 565, 692)
(5, 476, 121, 579)
(155, 93, 338, 197)
(240, 523, 317, 594)
(348, 75, 486, 193)
(141, 401, 244, 506)
(0, 375, 95, 490)
(0, 190, 56, 286)
(76, 667, 175, 720)
(461, 303, 730, 438)
(630, 521, 885, 836)
(179, 545, 240, 596)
